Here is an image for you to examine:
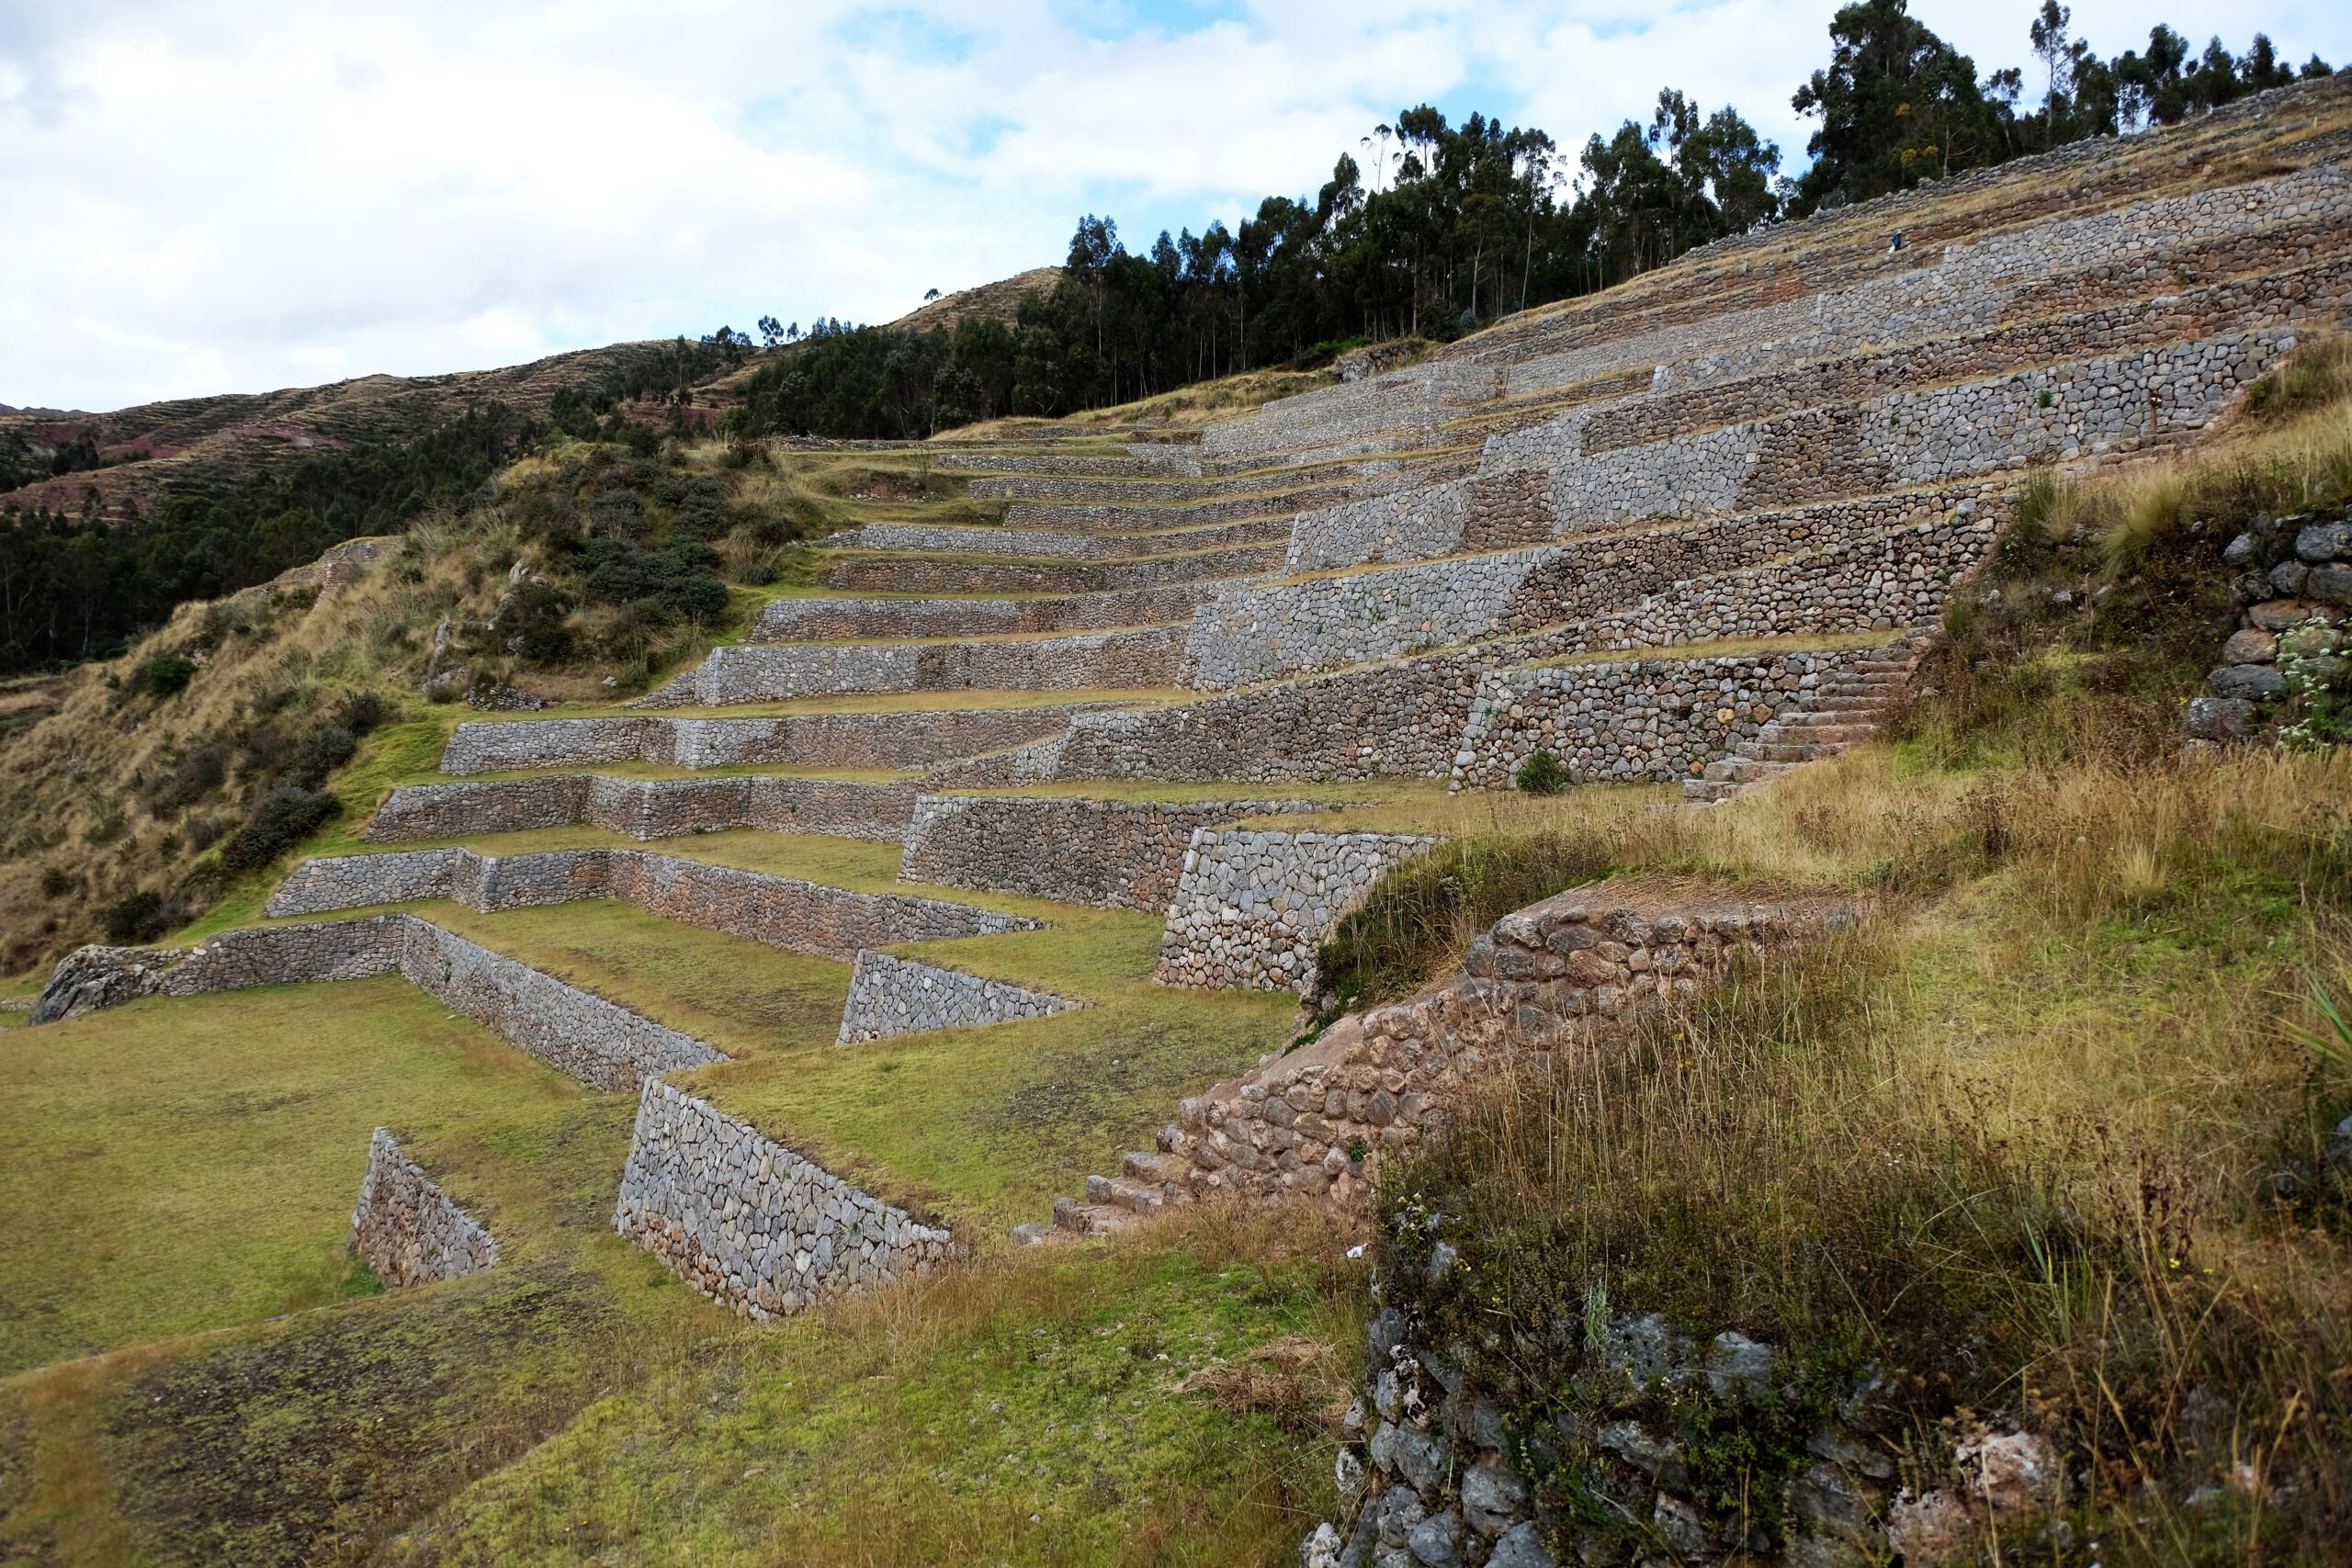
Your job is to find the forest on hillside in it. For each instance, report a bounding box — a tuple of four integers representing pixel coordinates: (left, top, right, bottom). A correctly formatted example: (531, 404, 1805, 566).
(729, 0, 2335, 438)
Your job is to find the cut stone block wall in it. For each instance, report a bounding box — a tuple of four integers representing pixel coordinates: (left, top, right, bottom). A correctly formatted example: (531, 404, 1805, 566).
(350, 1127, 498, 1287)
(30, 916, 724, 1091)
(613, 1079, 956, 1320)
(1450, 647, 1884, 788)
(749, 584, 1217, 642)
(265, 848, 1041, 962)
(834, 950, 1082, 1043)
(639, 626, 1185, 706)
(1155, 829, 1440, 994)
(438, 706, 1086, 774)
(898, 794, 1320, 912)
(367, 774, 918, 843)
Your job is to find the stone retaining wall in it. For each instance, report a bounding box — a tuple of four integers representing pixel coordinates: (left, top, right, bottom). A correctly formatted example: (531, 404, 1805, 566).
(1155, 829, 1439, 993)
(29, 916, 724, 1090)
(830, 515, 1285, 561)
(265, 849, 1040, 962)
(933, 449, 1201, 478)
(438, 706, 1085, 774)
(1153, 882, 1853, 1209)
(820, 542, 1284, 596)
(613, 1079, 956, 1320)
(970, 475, 1204, 503)
(639, 626, 1185, 706)
(367, 774, 917, 843)
(2189, 505, 2352, 740)
(898, 794, 1319, 912)
(1450, 647, 1883, 788)
(749, 584, 1217, 641)
(834, 950, 1082, 1043)
(350, 1127, 498, 1287)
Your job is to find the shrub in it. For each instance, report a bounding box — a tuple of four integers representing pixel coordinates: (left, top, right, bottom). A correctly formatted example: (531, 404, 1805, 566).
(283, 724, 356, 790)
(99, 889, 169, 943)
(141, 655, 198, 698)
(39, 865, 74, 899)
(217, 785, 339, 873)
(147, 743, 229, 813)
(334, 689, 390, 737)
(1514, 750, 1570, 795)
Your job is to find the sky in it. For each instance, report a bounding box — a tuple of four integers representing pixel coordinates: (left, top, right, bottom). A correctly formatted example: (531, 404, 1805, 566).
(3, 0, 2346, 413)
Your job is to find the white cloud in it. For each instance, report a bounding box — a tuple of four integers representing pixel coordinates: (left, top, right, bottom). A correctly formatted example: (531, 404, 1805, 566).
(0, 0, 2342, 411)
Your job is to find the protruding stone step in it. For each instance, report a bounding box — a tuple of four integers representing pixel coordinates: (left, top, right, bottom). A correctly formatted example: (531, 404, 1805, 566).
(1122, 1150, 1192, 1187)
(1086, 1173, 1166, 1213)
(1052, 1196, 1135, 1238)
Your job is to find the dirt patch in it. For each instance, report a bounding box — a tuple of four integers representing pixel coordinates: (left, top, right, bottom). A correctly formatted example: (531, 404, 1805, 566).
(102, 1261, 627, 1568)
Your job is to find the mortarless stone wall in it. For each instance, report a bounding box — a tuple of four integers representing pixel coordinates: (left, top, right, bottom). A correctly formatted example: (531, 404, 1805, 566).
(349, 1127, 498, 1286)
(437, 705, 1092, 774)
(264, 848, 1041, 962)
(613, 1079, 956, 1320)
(639, 626, 1185, 707)
(749, 583, 1218, 641)
(367, 773, 917, 844)
(1155, 829, 1440, 994)
(1448, 646, 1885, 788)
(834, 950, 1083, 1043)
(29, 916, 724, 1091)
(898, 794, 1320, 912)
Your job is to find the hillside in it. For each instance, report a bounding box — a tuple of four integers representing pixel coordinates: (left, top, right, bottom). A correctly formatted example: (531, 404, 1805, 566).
(5, 73, 2352, 1567)
(0, 267, 1058, 525)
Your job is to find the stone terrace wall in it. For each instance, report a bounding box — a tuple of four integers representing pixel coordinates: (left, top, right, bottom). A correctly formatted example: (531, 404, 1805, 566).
(835, 950, 1082, 1044)
(962, 653, 1487, 785)
(1151, 881, 1854, 1210)
(1451, 647, 1883, 788)
(750, 584, 1218, 641)
(1199, 363, 1504, 460)
(31, 916, 724, 1090)
(639, 627, 1185, 707)
(899, 794, 1319, 912)
(821, 542, 1285, 596)
(613, 1079, 956, 1320)
(1156, 829, 1439, 994)
(265, 849, 1040, 962)
(932, 449, 1201, 478)
(439, 706, 1086, 773)
(350, 1127, 498, 1287)
(367, 774, 917, 844)
(831, 516, 1285, 561)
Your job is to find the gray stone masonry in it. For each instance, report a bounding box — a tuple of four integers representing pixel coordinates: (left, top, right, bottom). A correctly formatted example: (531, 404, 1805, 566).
(1059, 880, 1856, 1237)
(1451, 647, 1886, 788)
(898, 794, 1322, 913)
(2191, 504, 2352, 741)
(820, 541, 1284, 596)
(350, 1128, 498, 1287)
(437, 705, 1093, 774)
(749, 584, 1219, 642)
(265, 848, 1038, 963)
(613, 1079, 956, 1320)
(367, 774, 917, 844)
(30, 916, 724, 1091)
(834, 950, 1083, 1044)
(1188, 492, 1996, 688)
(931, 449, 1201, 478)
(829, 515, 1286, 561)
(1155, 829, 1440, 995)
(638, 626, 1185, 707)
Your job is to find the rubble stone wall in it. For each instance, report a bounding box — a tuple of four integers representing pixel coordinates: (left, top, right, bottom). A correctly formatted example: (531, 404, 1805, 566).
(749, 584, 1218, 641)
(831, 515, 1285, 561)
(349, 1127, 498, 1287)
(613, 1079, 956, 1320)
(1155, 829, 1440, 993)
(367, 774, 918, 844)
(265, 848, 1040, 962)
(898, 793, 1320, 912)
(1450, 647, 1884, 788)
(29, 916, 725, 1090)
(639, 627, 1186, 706)
(821, 542, 1285, 596)
(437, 706, 1084, 774)
(834, 950, 1082, 1043)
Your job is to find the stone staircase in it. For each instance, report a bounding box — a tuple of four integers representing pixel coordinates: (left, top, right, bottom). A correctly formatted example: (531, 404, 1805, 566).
(1682, 647, 1921, 804)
